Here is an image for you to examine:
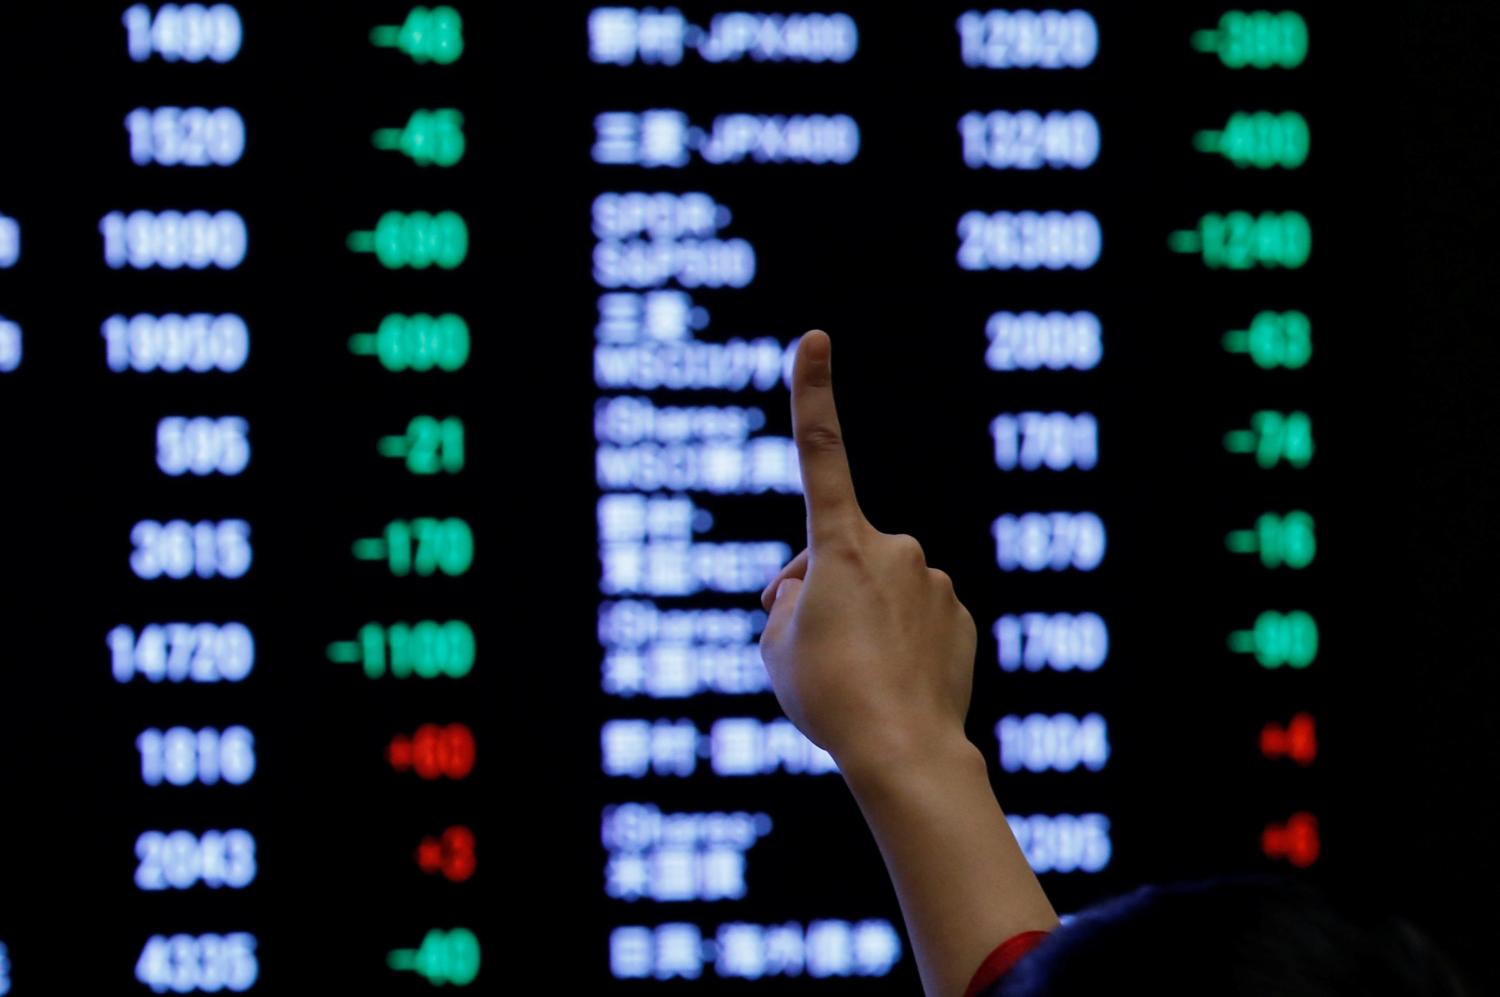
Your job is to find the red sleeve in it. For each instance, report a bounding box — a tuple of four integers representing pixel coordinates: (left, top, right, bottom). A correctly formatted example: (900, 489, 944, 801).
(961, 930, 1053, 997)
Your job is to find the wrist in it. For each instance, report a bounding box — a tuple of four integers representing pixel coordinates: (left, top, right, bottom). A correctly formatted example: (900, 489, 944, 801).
(834, 726, 985, 796)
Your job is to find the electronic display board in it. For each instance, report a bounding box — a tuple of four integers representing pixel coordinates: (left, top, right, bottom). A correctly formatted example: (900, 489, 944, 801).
(0, 4, 1490, 994)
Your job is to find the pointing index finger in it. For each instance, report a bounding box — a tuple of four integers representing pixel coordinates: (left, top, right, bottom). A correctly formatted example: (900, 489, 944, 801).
(791, 330, 861, 547)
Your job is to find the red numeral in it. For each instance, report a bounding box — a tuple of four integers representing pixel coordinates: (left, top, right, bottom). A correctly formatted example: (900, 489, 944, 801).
(1259, 711, 1317, 765)
(416, 825, 477, 882)
(1261, 811, 1319, 867)
(388, 723, 475, 779)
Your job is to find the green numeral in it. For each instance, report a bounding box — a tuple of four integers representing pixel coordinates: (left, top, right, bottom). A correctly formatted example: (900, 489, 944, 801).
(1226, 511, 1316, 568)
(353, 518, 473, 576)
(1223, 410, 1314, 469)
(1229, 610, 1319, 668)
(1192, 10, 1308, 69)
(1169, 211, 1310, 270)
(373, 109, 466, 167)
(349, 313, 470, 373)
(348, 211, 468, 269)
(388, 927, 480, 986)
(371, 7, 465, 64)
(1222, 310, 1312, 369)
(327, 620, 475, 679)
(380, 416, 465, 474)
(1194, 111, 1309, 169)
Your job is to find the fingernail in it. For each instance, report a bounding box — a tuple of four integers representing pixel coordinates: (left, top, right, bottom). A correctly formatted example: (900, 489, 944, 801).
(807, 330, 830, 363)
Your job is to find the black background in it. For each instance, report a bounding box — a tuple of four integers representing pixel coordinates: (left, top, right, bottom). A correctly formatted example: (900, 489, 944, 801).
(0, 2, 1495, 994)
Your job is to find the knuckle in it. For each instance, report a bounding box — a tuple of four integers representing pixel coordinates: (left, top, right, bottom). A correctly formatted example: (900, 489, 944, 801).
(819, 532, 864, 563)
(799, 423, 846, 454)
(889, 532, 927, 564)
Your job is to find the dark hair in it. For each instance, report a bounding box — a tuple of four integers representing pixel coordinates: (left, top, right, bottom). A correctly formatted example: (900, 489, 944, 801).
(994, 874, 1470, 997)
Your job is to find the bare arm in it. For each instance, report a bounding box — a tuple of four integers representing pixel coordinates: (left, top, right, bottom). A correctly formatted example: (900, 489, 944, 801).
(759, 330, 1059, 997)
(839, 734, 1059, 997)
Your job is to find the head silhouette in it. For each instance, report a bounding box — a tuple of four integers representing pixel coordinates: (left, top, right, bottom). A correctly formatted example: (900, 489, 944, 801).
(994, 874, 1470, 997)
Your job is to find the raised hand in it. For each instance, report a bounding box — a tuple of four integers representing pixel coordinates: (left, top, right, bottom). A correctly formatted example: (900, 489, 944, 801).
(758, 330, 979, 768)
(757, 330, 1058, 997)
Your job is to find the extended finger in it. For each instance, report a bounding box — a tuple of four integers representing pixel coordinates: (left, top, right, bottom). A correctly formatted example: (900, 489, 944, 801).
(791, 330, 862, 548)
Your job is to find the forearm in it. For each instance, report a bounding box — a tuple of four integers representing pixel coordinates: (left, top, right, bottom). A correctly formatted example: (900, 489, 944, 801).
(839, 733, 1060, 997)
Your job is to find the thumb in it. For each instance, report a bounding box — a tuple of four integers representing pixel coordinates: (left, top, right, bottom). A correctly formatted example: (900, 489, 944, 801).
(761, 576, 804, 649)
